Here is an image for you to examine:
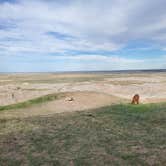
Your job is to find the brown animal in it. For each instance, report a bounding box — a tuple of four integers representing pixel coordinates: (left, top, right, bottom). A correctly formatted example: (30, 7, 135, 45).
(131, 94, 140, 104)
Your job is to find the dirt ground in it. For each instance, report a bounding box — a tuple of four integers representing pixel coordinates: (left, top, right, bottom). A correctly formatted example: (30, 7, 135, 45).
(0, 91, 127, 118)
(0, 72, 166, 116)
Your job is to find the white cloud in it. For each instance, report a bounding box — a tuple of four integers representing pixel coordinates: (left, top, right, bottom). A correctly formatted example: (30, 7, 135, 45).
(0, 0, 166, 71)
(0, 0, 166, 55)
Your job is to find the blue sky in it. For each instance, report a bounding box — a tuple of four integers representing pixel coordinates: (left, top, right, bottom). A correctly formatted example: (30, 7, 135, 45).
(1, 0, 166, 72)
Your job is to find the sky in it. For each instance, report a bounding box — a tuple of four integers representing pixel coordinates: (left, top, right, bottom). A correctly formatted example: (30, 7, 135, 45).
(1, 0, 166, 72)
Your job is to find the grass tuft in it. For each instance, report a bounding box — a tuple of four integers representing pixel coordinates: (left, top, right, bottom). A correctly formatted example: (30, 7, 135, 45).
(0, 93, 62, 111)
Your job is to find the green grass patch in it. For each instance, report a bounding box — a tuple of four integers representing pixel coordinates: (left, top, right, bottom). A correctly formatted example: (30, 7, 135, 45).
(0, 103, 166, 165)
(0, 93, 62, 111)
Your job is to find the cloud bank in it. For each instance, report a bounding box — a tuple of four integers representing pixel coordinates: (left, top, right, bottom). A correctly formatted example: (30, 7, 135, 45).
(0, 0, 166, 71)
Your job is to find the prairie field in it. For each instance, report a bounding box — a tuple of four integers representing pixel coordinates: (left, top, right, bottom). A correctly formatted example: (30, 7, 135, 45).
(0, 72, 166, 165)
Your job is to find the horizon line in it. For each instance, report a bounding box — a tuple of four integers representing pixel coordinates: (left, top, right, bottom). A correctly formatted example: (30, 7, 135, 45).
(0, 68, 166, 74)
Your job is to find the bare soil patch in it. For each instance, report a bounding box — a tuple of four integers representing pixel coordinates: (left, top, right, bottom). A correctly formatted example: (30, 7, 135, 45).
(0, 91, 126, 118)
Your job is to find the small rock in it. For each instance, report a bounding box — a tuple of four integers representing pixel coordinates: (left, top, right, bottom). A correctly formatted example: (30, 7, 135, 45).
(65, 97, 74, 101)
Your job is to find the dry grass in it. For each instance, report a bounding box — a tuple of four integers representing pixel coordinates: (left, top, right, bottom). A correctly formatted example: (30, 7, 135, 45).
(0, 103, 166, 165)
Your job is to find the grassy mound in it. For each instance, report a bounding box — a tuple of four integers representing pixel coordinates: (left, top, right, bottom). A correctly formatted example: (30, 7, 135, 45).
(0, 93, 63, 111)
(0, 103, 166, 165)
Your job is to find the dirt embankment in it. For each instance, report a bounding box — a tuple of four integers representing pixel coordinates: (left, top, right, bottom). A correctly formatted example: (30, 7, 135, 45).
(0, 91, 127, 118)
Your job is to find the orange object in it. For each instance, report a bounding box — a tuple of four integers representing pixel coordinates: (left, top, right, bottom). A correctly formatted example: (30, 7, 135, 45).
(131, 94, 139, 104)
